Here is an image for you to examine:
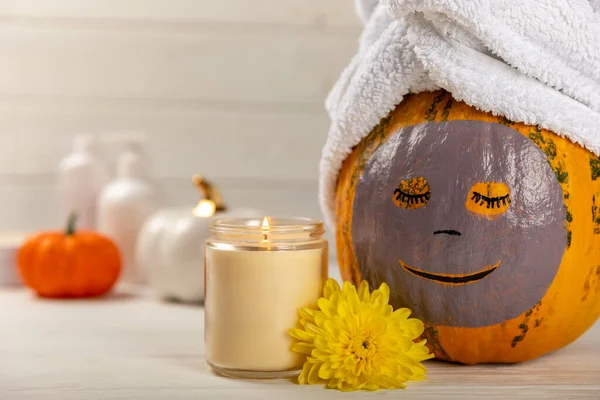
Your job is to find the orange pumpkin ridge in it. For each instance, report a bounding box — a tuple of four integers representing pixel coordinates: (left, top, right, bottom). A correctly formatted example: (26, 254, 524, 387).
(335, 90, 600, 364)
(17, 214, 121, 298)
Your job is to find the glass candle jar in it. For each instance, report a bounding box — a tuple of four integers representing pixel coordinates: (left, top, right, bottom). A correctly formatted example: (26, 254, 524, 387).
(205, 217, 328, 379)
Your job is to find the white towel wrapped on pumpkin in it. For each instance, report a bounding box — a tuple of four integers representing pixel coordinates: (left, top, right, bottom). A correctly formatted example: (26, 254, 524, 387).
(321, 0, 600, 227)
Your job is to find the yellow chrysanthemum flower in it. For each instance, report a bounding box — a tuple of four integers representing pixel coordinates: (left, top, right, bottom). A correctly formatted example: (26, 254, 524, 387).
(289, 278, 433, 391)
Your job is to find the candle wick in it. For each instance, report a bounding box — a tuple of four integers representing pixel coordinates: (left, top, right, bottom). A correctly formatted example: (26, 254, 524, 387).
(263, 233, 268, 241)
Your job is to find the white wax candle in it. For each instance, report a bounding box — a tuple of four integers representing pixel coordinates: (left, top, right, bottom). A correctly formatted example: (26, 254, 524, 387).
(205, 247, 327, 372)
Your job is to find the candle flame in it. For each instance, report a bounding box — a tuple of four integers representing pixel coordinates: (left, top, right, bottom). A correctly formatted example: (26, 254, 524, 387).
(193, 199, 216, 218)
(262, 217, 270, 228)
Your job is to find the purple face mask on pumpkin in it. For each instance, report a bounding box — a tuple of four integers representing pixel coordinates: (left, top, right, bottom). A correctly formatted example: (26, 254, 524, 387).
(351, 120, 567, 328)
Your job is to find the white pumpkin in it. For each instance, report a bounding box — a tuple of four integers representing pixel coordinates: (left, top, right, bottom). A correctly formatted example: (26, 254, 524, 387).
(135, 173, 261, 303)
(137, 207, 262, 303)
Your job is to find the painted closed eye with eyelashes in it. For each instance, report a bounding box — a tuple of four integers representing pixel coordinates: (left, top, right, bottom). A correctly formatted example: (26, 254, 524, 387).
(471, 192, 511, 209)
(394, 189, 431, 205)
(393, 177, 431, 209)
(466, 182, 511, 217)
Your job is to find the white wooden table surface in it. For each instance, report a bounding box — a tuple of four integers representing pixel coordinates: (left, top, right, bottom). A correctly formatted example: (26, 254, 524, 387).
(1, 282, 599, 400)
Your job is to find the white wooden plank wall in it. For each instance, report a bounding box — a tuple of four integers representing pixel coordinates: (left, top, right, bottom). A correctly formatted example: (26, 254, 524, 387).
(0, 0, 361, 250)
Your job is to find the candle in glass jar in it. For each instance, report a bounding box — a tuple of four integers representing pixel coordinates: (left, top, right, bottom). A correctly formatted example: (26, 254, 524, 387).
(205, 217, 328, 379)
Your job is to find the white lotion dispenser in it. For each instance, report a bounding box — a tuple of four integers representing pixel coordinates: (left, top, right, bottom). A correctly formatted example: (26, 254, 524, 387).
(58, 134, 110, 230)
(97, 140, 163, 283)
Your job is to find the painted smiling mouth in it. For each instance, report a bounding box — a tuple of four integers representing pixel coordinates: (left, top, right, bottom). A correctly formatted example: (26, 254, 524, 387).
(399, 260, 501, 285)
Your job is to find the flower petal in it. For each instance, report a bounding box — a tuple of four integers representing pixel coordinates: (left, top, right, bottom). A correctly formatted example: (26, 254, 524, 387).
(347, 288, 361, 315)
(408, 345, 435, 363)
(326, 379, 339, 390)
(337, 301, 350, 320)
(305, 322, 326, 336)
(312, 348, 332, 359)
(357, 280, 370, 301)
(314, 335, 330, 350)
(297, 361, 313, 384)
(409, 363, 428, 380)
(323, 278, 341, 299)
(364, 382, 383, 391)
(288, 328, 314, 342)
(341, 281, 355, 295)
(402, 318, 425, 339)
(307, 362, 324, 384)
(314, 312, 330, 329)
(392, 308, 412, 320)
(322, 318, 338, 337)
(291, 342, 314, 355)
(372, 283, 390, 306)
(298, 307, 316, 321)
(338, 381, 357, 392)
(318, 298, 337, 317)
(318, 362, 335, 379)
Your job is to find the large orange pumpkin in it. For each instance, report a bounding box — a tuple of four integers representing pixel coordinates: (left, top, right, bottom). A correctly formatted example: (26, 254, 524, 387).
(335, 90, 600, 364)
(18, 215, 121, 298)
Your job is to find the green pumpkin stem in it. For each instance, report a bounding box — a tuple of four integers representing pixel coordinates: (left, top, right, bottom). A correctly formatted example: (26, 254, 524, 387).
(66, 213, 78, 236)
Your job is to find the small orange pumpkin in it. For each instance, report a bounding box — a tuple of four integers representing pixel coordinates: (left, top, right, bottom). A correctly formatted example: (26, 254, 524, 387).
(17, 214, 121, 298)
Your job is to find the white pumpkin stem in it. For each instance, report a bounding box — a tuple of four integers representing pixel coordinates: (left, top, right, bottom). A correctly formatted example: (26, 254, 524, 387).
(192, 174, 227, 212)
